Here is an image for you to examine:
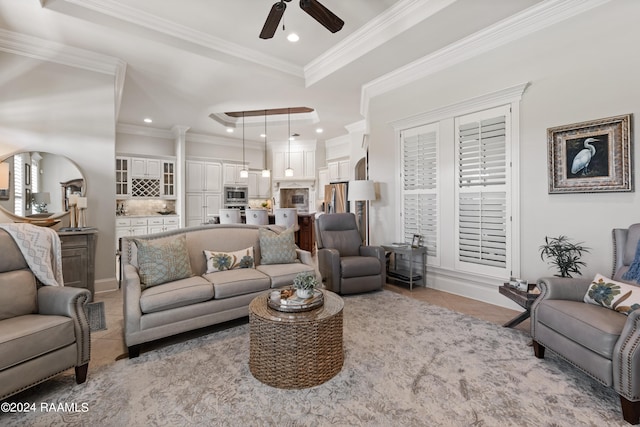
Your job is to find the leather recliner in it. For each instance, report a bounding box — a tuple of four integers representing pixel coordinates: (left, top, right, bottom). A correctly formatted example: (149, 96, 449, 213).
(315, 213, 385, 294)
(531, 223, 640, 424)
(0, 229, 91, 400)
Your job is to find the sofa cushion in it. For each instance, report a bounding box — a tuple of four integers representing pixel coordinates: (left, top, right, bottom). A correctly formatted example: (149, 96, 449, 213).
(0, 314, 74, 371)
(203, 268, 271, 299)
(584, 273, 640, 315)
(536, 299, 626, 359)
(204, 247, 255, 273)
(259, 227, 297, 265)
(341, 256, 381, 279)
(0, 270, 37, 321)
(135, 235, 193, 289)
(257, 262, 315, 288)
(139, 276, 214, 314)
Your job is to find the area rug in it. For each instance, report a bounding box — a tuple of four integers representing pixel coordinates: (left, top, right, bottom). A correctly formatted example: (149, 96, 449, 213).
(85, 301, 106, 332)
(1, 290, 627, 426)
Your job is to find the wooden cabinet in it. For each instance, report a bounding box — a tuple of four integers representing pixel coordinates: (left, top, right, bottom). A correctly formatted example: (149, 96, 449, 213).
(59, 230, 98, 298)
(296, 214, 315, 254)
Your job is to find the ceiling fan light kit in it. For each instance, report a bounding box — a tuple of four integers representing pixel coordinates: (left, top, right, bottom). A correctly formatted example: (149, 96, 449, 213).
(260, 0, 344, 40)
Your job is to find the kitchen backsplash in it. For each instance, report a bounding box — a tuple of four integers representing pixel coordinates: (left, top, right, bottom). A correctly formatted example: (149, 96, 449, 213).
(116, 199, 176, 216)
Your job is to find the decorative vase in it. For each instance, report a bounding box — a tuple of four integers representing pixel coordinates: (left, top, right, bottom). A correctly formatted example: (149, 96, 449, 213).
(296, 288, 313, 299)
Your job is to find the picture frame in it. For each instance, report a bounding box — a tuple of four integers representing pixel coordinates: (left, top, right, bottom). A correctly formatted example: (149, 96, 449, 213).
(411, 234, 422, 248)
(25, 188, 31, 210)
(547, 114, 632, 193)
(24, 163, 30, 186)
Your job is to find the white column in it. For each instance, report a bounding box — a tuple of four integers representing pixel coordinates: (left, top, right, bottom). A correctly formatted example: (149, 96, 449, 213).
(172, 125, 190, 228)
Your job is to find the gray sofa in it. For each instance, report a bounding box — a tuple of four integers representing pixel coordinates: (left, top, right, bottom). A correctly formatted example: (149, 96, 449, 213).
(120, 224, 317, 358)
(0, 229, 91, 400)
(531, 223, 640, 424)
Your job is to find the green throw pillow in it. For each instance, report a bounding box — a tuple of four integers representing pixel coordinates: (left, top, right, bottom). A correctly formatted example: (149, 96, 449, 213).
(204, 247, 255, 273)
(259, 227, 297, 265)
(135, 235, 193, 289)
(584, 273, 640, 315)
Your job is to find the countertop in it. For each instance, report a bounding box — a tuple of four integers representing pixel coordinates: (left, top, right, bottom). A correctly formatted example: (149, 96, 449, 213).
(115, 214, 179, 218)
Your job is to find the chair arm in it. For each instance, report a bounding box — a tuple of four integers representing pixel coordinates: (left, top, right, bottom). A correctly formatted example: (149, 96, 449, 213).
(536, 277, 592, 302)
(614, 309, 640, 400)
(360, 245, 386, 284)
(317, 248, 341, 293)
(37, 286, 91, 365)
(122, 263, 143, 342)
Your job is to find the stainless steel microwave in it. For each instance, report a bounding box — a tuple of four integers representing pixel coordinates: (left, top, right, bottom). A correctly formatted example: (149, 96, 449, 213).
(224, 186, 248, 204)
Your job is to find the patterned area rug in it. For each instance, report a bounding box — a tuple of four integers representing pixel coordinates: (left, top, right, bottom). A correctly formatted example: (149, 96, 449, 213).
(1, 291, 626, 426)
(86, 301, 107, 332)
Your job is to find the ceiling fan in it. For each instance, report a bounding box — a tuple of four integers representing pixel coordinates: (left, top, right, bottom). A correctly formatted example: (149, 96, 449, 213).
(259, 0, 344, 39)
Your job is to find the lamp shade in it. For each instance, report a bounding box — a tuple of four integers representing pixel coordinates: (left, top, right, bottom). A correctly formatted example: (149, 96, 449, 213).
(0, 162, 8, 189)
(348, 180, 376, 201)
(32, 192, 51, 204)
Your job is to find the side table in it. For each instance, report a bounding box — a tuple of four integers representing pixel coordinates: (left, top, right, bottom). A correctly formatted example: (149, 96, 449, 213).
(498, 284, 539, 328)
(381, 244, 427, 291)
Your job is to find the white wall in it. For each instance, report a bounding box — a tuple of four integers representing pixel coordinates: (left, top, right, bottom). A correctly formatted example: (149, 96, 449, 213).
(367, 2, 640, 306)
(0, 53, 117, 290)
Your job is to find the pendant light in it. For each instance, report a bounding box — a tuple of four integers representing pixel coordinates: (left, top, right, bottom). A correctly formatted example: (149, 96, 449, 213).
(284, 107, 294, 177)
(240, 112, 249, 178)
(262, 110, 270, 178)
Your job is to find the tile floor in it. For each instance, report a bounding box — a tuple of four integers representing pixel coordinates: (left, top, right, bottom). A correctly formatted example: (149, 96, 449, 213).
(91, 283, 530, 369)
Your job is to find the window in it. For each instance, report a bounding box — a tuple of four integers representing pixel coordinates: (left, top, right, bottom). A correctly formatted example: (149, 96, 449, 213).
(455, 106, 511, 276)
(401, 123, 439, 261)
(13, 154, 23, 216)
(396, 83, 525, 282)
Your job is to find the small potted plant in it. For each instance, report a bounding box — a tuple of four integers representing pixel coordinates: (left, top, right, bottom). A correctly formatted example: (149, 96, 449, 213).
(292, 272, 318, 299)
(539, 235, 590, 278)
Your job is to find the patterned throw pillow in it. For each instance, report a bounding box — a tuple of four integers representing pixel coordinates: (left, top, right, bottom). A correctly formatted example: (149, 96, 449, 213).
(204, 247, 255, 273)
(584, 273, 640, 315)
(134, 235, 193, 289)
(259, 227, 297, 265)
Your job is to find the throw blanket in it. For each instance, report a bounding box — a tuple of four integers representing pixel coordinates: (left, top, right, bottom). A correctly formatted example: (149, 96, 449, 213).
(623, 239, 640, 283)
(0, 223, 64, 286)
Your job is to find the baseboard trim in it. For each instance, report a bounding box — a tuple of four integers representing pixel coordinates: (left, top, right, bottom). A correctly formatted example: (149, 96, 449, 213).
(94, 277, 118, 294)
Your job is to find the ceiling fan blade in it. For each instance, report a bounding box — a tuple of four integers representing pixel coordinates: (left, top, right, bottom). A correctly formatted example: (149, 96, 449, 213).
(299, 0, 344, 33)
(260, 2, 287, 39)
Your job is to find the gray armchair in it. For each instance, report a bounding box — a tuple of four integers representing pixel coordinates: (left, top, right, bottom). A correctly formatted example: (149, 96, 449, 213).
(531, 223, 640, 424)
(0, 229, 90, 400)
(315, 213, 385, 294)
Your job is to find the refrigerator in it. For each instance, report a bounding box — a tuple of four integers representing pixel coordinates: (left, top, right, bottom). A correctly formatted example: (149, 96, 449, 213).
(324, 182, 349, 214)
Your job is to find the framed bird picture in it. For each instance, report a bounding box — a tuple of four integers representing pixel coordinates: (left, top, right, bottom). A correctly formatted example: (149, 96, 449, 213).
(547, 114, 632, 193)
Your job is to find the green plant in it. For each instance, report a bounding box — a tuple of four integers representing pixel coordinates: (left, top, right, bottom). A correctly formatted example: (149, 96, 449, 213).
(539, 235, 590, 278)
(292, 272, 318, 290)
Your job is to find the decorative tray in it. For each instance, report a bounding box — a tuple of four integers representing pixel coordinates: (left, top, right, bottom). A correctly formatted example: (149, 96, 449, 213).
(268, 289, 324, 313)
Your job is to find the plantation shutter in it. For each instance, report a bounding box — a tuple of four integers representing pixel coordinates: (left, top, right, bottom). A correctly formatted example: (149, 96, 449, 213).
(401, 123, 438, 259)
(13, 153, 23, 216)
(455, 106, 511, 273)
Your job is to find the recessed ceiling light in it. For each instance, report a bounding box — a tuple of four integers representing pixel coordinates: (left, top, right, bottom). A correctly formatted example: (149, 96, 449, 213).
(260, 133, 266, 138)
(316, 128, 323, 134)
(226, 128, 234, 133)
(287, 33, 299, 42)
(143, 118, 153, 123)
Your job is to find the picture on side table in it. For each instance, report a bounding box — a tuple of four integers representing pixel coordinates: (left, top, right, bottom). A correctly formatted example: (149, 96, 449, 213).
(547, 113, 632, 193)
(411, 234, 422, 248)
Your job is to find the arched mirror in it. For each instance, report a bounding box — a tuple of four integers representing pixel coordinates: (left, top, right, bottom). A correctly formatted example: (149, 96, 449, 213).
(0, 151, 86, 221)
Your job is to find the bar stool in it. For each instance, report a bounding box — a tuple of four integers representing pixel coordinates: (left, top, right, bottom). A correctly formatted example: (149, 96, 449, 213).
(246, 209, 269, 225)
(274, 208, 299, 231)
(219, 209, 242, 224)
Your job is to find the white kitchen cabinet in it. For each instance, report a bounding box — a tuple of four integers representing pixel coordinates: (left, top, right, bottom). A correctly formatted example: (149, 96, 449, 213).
(161, 161, 176, 198)
(186, 192, 221, 226)
(223, 163, 248, 185)
(272, 149, 315, 179)
(186, 161, 222, 192)
(318, 168, 329, 199)
(115, 216, 180, 249)
(248, 171, 271, 198)
(115, 157, 130, 197)
(131, 157, 161, 179)
(328, 159, 350, 182)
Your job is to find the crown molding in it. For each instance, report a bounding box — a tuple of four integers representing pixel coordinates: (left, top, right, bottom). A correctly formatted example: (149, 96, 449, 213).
(117, 123, 174, 139)
(360, 0, 611, 117)
(304, 0, 455, 87)
(208, 111, 320, 129)
(390, 82, 529, 131)
(58, 0, 303, 78)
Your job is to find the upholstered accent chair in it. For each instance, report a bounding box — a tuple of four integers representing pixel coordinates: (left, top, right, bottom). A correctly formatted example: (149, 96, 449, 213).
(0, 229, 91, 400)
(531, 223, 640, 424)
(315, 213, 385, 294)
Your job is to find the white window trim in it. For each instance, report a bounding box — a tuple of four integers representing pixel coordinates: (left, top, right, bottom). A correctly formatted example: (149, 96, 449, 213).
(392, 83, 527, 282)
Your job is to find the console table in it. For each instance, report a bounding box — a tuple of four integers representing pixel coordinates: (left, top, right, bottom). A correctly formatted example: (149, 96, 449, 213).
(59, 229, 98, 298)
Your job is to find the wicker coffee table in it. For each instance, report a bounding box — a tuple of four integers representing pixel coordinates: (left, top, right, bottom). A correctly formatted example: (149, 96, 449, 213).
(249, 290, 344, 389)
